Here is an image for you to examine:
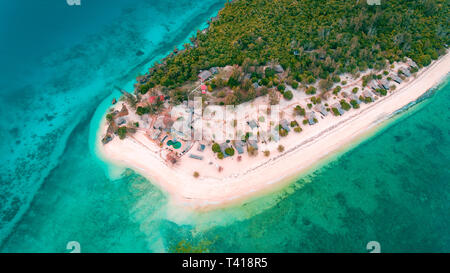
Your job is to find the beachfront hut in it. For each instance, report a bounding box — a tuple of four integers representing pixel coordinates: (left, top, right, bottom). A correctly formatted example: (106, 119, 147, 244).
(332, 103, 345, 115)
(189, 154, 204, 160)
(198, 70, 212, 82)
(247, 139, 258, 150)
(314, 104, 328, 116)
(391, 75, 403, 84)
(305, 112, 316, 125)
(271, 129, 280, 142)
(379, 79, 390, 90)
(151, 130, 161, 140)
(247, 120, 259, 130)
(107, 123, 117, 136)
(219, 142, 230, 158)
(362, 90, 375, 101)
(182, 141, 193, 154)
(407, 59, 418, 69)
(305, 112, 317, 125)
(400, 68, 411, 77)
(136, 75, 147, 84)
(280, 119, 291, 132)
(259, 131, 270, 143)
(351, 94, 361, 104)
(115, 117, 127, 126)
(117, 104, 129, 117)
(233, 141, 245, 154)
(102, 134, 113, 144)
(369, 81, 381, 90)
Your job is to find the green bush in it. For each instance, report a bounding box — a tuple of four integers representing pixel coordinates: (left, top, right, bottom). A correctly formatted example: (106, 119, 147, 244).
(306, 76, 316, 84)
(225, 147, 235, 156)
(305, 86, 316, 95)
(376, 88, 387, 96)
(139, 83, 151, 94)
(283, 90, 293, 100)
(265, 67, 275, 78)
(117, 126, 127, 140)
(279, 128, 288, 137)
(350, 100, 360, 109)
(332, 86, 341, 95)
(106, 113, 113, 122)
(340, 100, 351, 111)
(136, 106, 150, 116)
(364, 97, 373, 103)
(332, 108, 340, 116)
(294, 105, 306, 116)
(212, 143, 221, 153)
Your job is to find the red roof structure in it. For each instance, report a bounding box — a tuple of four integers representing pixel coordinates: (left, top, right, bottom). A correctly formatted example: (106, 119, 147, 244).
(149, 95, 164, 104)
(201, 85, 207, 94)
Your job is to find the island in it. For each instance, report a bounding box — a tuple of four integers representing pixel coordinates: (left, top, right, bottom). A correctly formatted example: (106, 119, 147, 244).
(97, 0, 450, 209)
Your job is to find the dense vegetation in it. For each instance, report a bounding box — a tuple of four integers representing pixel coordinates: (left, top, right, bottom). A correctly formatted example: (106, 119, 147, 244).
(142, 0, 448, 100)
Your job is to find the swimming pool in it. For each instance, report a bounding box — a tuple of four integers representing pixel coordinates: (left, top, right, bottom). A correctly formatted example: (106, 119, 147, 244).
(167, 139, 182, 149)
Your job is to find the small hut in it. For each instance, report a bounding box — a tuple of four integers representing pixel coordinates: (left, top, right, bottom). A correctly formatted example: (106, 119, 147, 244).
(117, 104, 129, 117)
(198, 70, 212, 82)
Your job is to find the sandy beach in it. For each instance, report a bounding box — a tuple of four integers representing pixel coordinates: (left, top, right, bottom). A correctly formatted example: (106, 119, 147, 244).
(96, 52, 450, 210)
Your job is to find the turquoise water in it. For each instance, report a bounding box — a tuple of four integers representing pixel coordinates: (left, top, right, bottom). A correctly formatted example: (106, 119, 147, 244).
(1, 1, 449, 253)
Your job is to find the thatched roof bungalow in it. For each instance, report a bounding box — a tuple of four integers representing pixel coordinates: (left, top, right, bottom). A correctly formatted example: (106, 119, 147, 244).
(314, 104, 328, 116)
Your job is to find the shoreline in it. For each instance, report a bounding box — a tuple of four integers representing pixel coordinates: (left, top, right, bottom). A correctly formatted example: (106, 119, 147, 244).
(96, 52, 450, 211)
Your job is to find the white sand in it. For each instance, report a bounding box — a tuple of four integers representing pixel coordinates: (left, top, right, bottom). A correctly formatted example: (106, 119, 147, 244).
(96, 52, 450, 210)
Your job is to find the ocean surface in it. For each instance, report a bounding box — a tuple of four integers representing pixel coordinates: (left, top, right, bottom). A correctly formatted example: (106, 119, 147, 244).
(0, 1, 449, 252)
